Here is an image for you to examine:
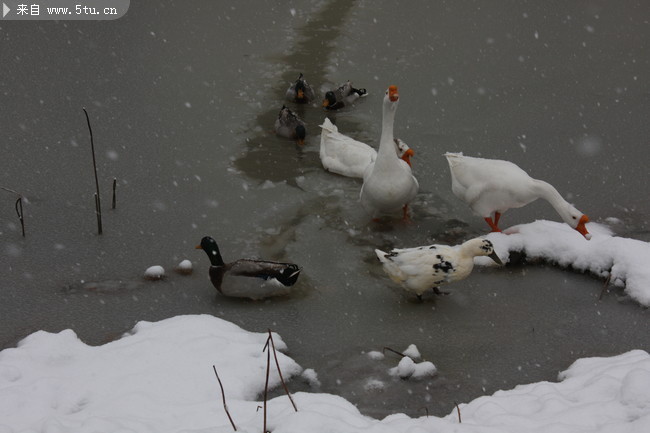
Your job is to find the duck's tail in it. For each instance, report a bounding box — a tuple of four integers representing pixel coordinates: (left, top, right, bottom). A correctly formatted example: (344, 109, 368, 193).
(319, 117, 338, 133)
(444, 152, 464, 168)
(374, 249, 390, 263)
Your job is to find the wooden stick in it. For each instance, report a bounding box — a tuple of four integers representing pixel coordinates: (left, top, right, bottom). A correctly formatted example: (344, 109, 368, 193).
(84, 108, 102, 235)
(599, 274, 611, 300)
(94, 193, 102, 234)
(212, 365, 237, 432)
(455, 401, 462, 423)
(263, 338, 271, 433)
(112, 178, 117, 209)
(267, 330, 298, 412)
(15, 197, 25, 237)
(383, 347, 406, 358)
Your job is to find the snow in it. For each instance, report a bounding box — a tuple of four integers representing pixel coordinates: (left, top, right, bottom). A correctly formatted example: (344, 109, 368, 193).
(175, 259, 193, 275)
(2, 220, 650, 432)
(388, 356, 437, 380)
(477, 220, 650, 307)
(143, 265, 165, 280)
(1, 314, 649, 433)
(402, 344, 421, 360)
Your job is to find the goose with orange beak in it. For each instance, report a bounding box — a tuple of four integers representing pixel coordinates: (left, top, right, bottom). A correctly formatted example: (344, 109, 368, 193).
(360, 85, 419, 220)
(445, 152, 591, 239)
(318, 117, 415, 178)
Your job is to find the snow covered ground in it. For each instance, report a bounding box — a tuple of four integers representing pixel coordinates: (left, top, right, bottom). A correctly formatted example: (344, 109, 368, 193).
(1, 219, 649, 433)
(482, 220, 650, 307)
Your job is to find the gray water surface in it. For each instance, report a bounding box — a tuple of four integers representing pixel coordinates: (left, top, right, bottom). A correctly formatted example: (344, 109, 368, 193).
(1, 0, 649, 418)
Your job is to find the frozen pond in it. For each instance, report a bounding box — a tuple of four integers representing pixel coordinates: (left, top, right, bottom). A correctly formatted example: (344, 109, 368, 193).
(1, 0, 649, 418)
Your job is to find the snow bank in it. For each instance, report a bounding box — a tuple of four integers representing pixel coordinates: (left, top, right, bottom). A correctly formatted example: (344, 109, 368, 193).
(0, 315, 300, 433)
(477, 220, 650, 306)
(1, 314, 649, 433)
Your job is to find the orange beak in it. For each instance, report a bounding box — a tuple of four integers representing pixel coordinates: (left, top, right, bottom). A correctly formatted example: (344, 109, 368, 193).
(322, 99, 330, 108)
(297, 89, 305, 99)
(575, 214, 591, 240)
(400, 148, 414, 166)
(388, 85, 399, 102)
(195, 245, 203, 250)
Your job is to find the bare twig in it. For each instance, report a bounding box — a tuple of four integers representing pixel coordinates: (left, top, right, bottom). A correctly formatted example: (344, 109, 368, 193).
(112, 178, 117, 209)
(455, 401, 462, 423)
(15, 197, 25, 237)
(1, 186, 21, 195)
(599, 274, 612, 300)
(266, 330, 298, 412)
(421, 407, 429, 417)
(212, 365, 237, 432)
(383, 347, 406, 358)
(2, 187, 25, 237)
(263, 338, 271, 433)
(84, 108, 102, 235)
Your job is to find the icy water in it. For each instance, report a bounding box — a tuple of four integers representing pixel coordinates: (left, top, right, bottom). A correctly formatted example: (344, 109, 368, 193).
(1, 0, 649, 418)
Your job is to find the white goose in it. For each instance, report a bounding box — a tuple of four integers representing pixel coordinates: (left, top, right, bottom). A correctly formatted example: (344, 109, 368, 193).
(359, 85, 419, 219)
(319, 117, 414, 178)
(375, 238, 503, 300)
(445, 152, 591, 239)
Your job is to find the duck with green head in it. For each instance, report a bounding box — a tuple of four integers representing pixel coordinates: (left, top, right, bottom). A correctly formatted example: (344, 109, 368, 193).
(195, 236, 301, 299)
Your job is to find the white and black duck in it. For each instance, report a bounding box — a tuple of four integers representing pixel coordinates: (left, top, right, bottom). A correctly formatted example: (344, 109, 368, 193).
(375, 238, 503, 300)
(285, 73, 316, 104)
(275, 105, 306, 145)
(322, 80, 367, 110)
(196, 236, 301, 300)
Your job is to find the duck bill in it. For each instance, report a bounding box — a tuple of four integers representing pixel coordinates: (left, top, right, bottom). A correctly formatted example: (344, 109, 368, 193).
(322, 99, 330, 108)
(488, 251, 503, 265)
(194, 245, 203, 250)
(401, 149, 414, 167)
(297, 138, 305, 146)
(297, 89, 305, 99)
(576, 214, 591, 240)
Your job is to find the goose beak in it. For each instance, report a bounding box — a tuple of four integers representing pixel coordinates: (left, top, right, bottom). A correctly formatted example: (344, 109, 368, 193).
(297, 138, 305, 146)
(576, 215, 591, 240)
(322, 99, 330, 108)
(195, 245, 203, 250)
(401, 148, 415, 166)
(297, 89, 305, 99)
(488, 251, 503, 265)
(388, 85, 399, 102)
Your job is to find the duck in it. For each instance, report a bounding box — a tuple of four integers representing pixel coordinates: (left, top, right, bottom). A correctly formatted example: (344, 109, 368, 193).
(318, 117, 415, 178)
(285, 73, 316, 104)
(322, 80, 367, 110)
(359, 85, 419, 220)
(275, 105, 306, 145)
(195, 236, 301, 300)
(375, 238, 503, 300)
(444, 152, 591, 239)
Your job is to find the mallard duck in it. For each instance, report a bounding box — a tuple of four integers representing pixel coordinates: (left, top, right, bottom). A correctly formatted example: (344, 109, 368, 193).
(275, 105, 306, 145)
(318, 117, 414, 178)
(322, 80, 367, 110)
(375, 238, 503, 300)
(359, 85, 419, 220)
(445, 152, 591, 239)
(285, 73, 316, 104)
(195, 236, 301, 299)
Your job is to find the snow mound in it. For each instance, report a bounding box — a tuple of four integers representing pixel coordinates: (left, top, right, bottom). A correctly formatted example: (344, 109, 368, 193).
(476, 220, 650, 306)
(1, 315, 649, 433)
